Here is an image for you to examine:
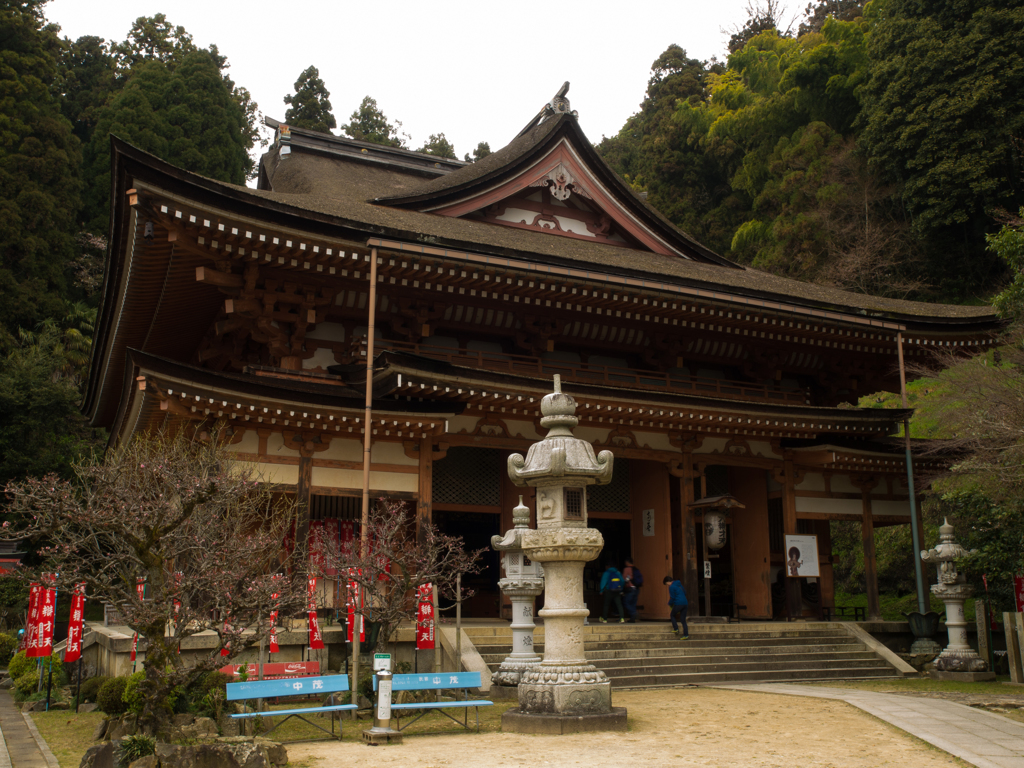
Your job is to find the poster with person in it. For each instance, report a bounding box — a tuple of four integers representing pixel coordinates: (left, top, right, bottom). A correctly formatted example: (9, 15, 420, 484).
(784, 534, 820, 577)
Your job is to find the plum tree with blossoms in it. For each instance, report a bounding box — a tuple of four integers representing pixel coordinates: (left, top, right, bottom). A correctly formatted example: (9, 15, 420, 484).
(1, 430, 309, 733)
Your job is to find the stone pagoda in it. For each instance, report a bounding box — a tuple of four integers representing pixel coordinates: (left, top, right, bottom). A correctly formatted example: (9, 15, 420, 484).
(490, 496, 545, 690)
(921, 519, 992, 679)
(501, 375, 627, 733)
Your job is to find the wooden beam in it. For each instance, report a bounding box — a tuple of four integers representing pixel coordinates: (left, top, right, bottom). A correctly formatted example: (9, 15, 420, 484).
(782, 455, 802, 620)
(196, 266, 244, 288)
(417, 436, 433, 544)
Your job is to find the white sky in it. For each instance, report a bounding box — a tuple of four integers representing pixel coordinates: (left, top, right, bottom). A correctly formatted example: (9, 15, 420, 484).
(45, 0, 757, 159)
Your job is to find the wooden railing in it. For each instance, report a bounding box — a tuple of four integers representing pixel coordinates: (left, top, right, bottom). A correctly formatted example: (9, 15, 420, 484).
(367, 339, 809, 405)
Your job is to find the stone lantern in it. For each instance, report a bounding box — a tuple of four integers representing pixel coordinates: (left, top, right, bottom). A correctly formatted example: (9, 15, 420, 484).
(920, 519, 988, 674)
(502, 375, 627, 732)
(490, 496, 545, 688)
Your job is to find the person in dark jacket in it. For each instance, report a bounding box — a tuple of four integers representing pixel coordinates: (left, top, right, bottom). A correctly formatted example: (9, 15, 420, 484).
(663, 575, 689, 639)
(599, 564, 626, 623)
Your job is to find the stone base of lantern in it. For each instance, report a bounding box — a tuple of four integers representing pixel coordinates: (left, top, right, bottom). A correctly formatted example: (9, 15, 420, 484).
(928, 670, 996, 682)
(488, 684, 521, 700)
(502, 707, 628, 734)
(933, 648, 989, 673)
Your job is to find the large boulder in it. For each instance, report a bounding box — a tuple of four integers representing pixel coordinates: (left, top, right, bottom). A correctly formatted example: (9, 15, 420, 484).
(80, 740, 121, 768)
(154, 743, 276, 768)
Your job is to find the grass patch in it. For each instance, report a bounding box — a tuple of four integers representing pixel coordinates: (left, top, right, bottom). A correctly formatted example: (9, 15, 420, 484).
(806, 677, 1014, 695)
(834, 589, 977, 623)
(31, 709, 105, 768)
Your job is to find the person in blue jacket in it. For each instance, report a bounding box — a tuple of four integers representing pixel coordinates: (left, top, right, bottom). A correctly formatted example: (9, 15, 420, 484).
(663, 575, 689, 639)
(599, 564, 626, 623)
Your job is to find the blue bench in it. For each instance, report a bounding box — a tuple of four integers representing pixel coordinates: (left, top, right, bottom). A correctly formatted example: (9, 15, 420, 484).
(226, 674, 357, 741)
(372, 671, 493, 732)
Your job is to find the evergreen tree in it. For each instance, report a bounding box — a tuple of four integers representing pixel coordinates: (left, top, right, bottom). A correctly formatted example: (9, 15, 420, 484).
(464, 142, 491, 162)
(110, 13, 196, 76)
(418, 133, 457, 159)
(283, 65, 336, 134)
(82, 49, 257, 234)
(342, 96, 406, 147)
(0, 0, 82, 348)
(859, 0, 1024, 293)
(58, 36, 118, 147)
(798, 0, 865, 35)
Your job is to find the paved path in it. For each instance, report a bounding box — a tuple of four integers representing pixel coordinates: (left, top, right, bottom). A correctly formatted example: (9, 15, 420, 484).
(0, 693, 57, 768)
(718, 683, 1024, 768)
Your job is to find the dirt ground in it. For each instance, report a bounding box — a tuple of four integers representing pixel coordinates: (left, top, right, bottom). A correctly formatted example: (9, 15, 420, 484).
(287, 687, 966, 768)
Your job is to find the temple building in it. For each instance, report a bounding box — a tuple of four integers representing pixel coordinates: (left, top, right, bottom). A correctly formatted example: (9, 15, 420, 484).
(84, 85, 1000, 623)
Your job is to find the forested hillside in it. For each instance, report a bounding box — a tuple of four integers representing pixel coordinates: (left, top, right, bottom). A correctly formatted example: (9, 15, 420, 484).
(597, 0, 1024, 303)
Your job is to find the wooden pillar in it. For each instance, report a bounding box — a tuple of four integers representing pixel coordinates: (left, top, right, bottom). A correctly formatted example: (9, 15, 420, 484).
(781, 454, 802, 620)
(296, 453, 313, 552)
(854, 474, 881, 621)
(682, 452, 698, 606)
(417, 437, 433, 543)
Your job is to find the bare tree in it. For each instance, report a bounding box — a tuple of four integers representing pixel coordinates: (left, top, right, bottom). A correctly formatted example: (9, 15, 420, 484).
(2, 430, 309, 733)
(724, 0, 798, 53)
(313, 499, 484, 651)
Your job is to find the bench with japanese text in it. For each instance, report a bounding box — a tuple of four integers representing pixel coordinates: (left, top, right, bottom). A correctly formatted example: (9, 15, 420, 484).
(226, 674, 355, 741)
(372, 671, 493, 732)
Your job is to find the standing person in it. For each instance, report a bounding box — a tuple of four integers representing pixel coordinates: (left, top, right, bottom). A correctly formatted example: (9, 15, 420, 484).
(599, 563, 626, 623)
(663, 575, 689, 639)
(622, 559, 644, 623)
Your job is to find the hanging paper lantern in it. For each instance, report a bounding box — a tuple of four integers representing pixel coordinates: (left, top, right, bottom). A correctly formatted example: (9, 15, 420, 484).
(705, 511, 727, 551)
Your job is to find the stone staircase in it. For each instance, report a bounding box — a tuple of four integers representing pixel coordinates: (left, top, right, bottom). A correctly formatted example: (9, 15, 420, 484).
(467, 621, 906, 689)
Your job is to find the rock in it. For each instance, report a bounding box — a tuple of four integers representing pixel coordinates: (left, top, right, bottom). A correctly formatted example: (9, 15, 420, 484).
(218, 737, 253, 744)
(172, 714, 194, 728)
(0, 677, 13, 689)
(91, 719, 109, 742)
(49, 701, 69, 710)
(128, 757, 158, 768)
(193, 717, 218, 737)
(107, 715, 138, 740)
(79, 702, 99, 714)
(80, 740, 119, 768)
(217, 712, 240, 737)
(261, 742, 287, 766)
(155, 743, 272, 768)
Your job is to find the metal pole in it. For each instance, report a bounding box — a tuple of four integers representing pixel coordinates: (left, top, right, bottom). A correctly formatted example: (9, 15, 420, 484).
(455, 573, 462, 672)
(897, 331, 928, 614)
(432, 584, 441, 674)
(354, 245, 379, 716)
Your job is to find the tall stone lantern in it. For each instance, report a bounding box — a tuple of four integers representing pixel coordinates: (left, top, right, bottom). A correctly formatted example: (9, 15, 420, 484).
(921, 519, 989, 675)
(502, 376, 627, 732)
(490, 496, 545, 688)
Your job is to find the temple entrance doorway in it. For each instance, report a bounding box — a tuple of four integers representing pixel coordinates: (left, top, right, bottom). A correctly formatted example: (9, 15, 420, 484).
(433, 509, 502, 618)
(584, 517, 632, 619)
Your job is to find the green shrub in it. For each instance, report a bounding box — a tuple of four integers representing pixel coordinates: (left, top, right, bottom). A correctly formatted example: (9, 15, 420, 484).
(97, 676, 129, 715)
(8, 651, 34, 680)
(122, 671, 146, 714)
(0, 633, 17, 666)
(120, 734, 156, 764)
(78, 675, 110, 703)
(15, 670, 38, 696)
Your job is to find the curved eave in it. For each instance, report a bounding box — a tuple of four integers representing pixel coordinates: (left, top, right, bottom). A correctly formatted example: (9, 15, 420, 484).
(375, 116, 737, 268)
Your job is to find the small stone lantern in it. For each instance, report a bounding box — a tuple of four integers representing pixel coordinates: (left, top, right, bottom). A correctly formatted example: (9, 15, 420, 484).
(502, 375, 626, 731)
(490, 496, 545, 687)
(921, 519, 988, 673)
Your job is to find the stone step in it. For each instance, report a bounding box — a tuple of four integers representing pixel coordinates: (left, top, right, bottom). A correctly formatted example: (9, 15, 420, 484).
(594, 650, 882, 670)
(603, 665, 897, 688)
(479, 642, 868, 664)
(597, 656, 890, 677)
(468, 630, 855, 647)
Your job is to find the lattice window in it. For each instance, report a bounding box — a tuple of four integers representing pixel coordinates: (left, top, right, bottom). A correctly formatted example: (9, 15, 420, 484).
(564, 488, 583, 518)
(432, 447, 501, 506)
(588, 457, 630, 513)
(703, 465, 730, 498)
(309, 494, 361, 521)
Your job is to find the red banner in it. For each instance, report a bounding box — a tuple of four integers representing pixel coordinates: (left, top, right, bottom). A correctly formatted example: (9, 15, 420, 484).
(64, 583, 86, 663)
(130, 632, 138, 661)
(221, 620, 232, 657)
(346, 568, 365, 643)
(25, 583, 41, 656)
(416, 583, 434, 650)
(1015, 576, 1024, 614)
(136, 577, 145, 601)
(29, 581, 56, 658)
(269, 590, 280, 654)
(307, 577, 324, 650)
(309, 520, 341, 575)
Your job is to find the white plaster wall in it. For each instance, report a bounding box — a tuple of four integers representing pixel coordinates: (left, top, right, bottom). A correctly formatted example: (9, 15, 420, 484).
(305, 322, 346, 342)
(303, 346, 337, 369)
(633, 431, 675, 451)
(796, 472, 826, 492)
(227, 430, 259, 454)
(371, 441, 418, 466)
(320, 437, 362, 462)
(873, 499, 911, 517)
(795, 497, 862, 516)
(311, 467, 417, 493)
(829, 474, 860, 494)
(449, 415, 480, 435)
(695, 437, 730, 455)
(575, 426, 609, 444)
(267, 432, 299, 458)
(254, 462, 299, 486)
